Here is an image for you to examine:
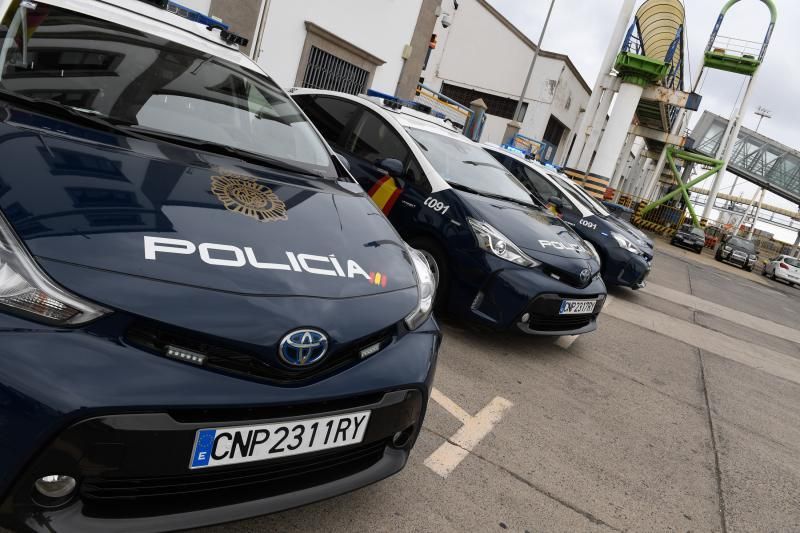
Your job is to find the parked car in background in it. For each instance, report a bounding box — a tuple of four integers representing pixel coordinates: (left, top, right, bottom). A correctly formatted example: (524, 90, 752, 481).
(292, 89, 607, 336)
(0, 2, 441, 530)
(763, 254, 800, 286)
(485, 145, 652, 290)
(671, 225, 706, 254)
(715, 235, 758, 271)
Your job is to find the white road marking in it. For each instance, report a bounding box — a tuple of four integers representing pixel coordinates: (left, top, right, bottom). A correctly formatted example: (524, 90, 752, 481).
(604, 297, 800, 386)
(425, 392, 513, 478)
(430, 387, 471, 424)
(554, 335, 579, 350)
(642, 282, 800, 345)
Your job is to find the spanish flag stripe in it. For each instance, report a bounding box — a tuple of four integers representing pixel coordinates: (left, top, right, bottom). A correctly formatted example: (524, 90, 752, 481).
(381, 188, 403, 215)
(367, 176, 391, 197)
(368, 176, 403, 215)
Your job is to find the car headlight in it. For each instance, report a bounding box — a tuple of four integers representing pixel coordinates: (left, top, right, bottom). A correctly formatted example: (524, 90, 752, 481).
(468, 218, 540, 268)
(404, 246, 436, 330)
(0, 212, 108, 325)
(749, 254, 758, 260)
(723, 246, 732, 252)
(611, 232, 640, 254)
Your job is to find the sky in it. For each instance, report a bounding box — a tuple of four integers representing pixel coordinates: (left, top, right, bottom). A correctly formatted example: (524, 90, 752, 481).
(488, 0, 799, 242)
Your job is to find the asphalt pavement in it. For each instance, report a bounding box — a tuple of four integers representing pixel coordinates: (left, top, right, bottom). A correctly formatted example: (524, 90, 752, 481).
(199, 239, 800, 533)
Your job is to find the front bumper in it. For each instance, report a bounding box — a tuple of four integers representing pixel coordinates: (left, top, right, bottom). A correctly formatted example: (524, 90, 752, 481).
(457, 257, 607, 335)
(603, 248, 651, 289)
(720, 252, 755, 268)
(671, 237, 704, 251)
(0, 314, 439, 532)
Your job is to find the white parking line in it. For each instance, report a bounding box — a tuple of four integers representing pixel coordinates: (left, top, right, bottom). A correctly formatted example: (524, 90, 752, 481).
(430, 387, 471, 424)
(554, 335, 579, 350)
(642, 282, 800, 344)
(604, 297, 800, 386)
(425, 391, 513, 478)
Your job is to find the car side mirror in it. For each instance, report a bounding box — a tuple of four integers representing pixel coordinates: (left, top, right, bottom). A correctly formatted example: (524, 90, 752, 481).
(377, 158, 404, 179)
(335, 154, 351, 172)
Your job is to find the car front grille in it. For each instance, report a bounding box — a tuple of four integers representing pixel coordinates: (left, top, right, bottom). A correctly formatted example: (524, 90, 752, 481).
(529, 314, 594, 332)
(125, 319, 394, 385)
(80, 439, 389, 518)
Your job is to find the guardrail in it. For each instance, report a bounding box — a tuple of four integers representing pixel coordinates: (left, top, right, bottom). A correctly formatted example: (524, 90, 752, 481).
(413, 83, 471, 128)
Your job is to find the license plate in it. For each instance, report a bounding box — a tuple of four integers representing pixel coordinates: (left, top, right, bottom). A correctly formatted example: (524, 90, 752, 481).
(189, 411, 371, 469)
(559, 299, 597, 315)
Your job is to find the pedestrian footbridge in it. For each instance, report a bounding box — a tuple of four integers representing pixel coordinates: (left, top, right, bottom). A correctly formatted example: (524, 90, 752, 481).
(689, 111, 800, 205)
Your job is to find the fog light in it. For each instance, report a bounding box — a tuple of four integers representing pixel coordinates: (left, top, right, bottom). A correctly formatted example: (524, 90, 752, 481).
(165, 345, 207, 366)
(34, 475, 76, 499)
(359, 342, 381, 359)
(392, 426, 415, 448)
(521, 312, 530, 323)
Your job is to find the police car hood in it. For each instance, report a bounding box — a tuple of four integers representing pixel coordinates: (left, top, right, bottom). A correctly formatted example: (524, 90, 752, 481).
(460, 192, 595, 261)
(0, 114, 417, 300)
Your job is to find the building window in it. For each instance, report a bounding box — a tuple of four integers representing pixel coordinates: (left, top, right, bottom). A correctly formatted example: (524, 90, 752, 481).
(543, 115, 567, 147)
(440, 83, 527, 121)
(301, 46, 370, 95)
(295, 22, 385, 96)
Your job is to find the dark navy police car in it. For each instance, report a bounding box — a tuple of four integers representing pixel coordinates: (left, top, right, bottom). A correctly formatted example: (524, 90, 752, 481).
(293, 89, 607, 335)
(0, 2, 440, 531)
(485, 146, 653, 290)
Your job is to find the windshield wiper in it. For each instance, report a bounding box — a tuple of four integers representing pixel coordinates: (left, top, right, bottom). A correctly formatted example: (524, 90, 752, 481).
(447, 181, 535, 208)
(0, 88, 145, 138)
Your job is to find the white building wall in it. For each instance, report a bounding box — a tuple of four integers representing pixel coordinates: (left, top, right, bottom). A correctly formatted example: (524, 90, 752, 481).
(422, 0, 589, 158)
(256, 0, 422, 93)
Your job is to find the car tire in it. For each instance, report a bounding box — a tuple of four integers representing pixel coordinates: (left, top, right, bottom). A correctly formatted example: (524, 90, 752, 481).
(745, 266, 753, 272)
(408, 236, 449, 312)
(714, 253, 722, 262)
(696, 247, 702, 254)
(761, 267, 767, 276)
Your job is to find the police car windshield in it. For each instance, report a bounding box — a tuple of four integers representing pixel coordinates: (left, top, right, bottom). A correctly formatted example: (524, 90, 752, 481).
(407, 128, 535, 206)
(0, 3, 335, 178)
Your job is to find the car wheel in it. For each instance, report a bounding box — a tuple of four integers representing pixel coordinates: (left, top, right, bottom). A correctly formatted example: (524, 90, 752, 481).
(408, 237, 449, 312)
(745, 266, 753, 272)
(714, 253, 722, 262)
(761, 267, 767, 276)
(696, 247, 702, 254)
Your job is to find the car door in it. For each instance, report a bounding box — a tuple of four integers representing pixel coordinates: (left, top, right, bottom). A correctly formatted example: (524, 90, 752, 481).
(293, 94, 430, 232)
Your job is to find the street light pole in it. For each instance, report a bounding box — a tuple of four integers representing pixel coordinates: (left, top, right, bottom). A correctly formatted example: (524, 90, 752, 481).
(503, 0, 556, 144)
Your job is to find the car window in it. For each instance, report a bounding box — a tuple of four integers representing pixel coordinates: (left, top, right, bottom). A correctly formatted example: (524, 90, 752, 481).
(783, 256, 800, 268)
(691, 228, 705, 238)
(552, 172, 610, 216)
(520, 165, 562, 203)
(405, 157, 432, 194)
(346, 109, 410, 165)
(293, 95, 361, 150)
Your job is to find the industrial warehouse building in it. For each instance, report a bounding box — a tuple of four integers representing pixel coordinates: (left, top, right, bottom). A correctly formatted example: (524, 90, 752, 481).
(179, 0, 595, 167)
(420, 0, 592, 165)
